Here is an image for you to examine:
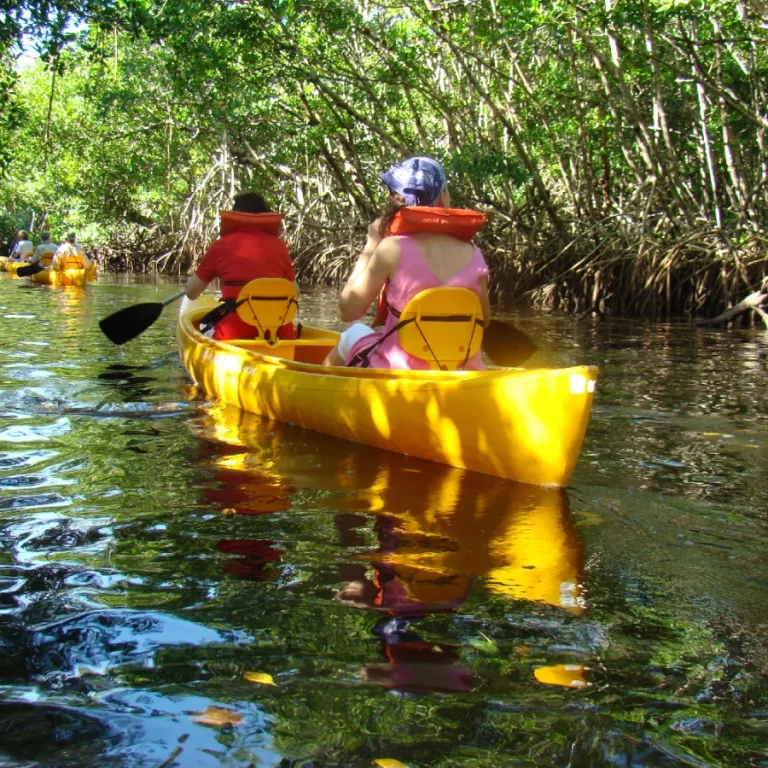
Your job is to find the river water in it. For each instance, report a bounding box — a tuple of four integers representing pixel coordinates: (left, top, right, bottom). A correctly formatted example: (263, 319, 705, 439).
(0, 274, 766, 767)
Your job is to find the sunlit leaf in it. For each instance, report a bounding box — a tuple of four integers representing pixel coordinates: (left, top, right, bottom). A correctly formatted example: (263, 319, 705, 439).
(534, 664, 589, 689)
(191, 706, 243, 726)
(244, 671, 277, 686)
(469, 631, 499, 654)
(373, 760, 409, 768)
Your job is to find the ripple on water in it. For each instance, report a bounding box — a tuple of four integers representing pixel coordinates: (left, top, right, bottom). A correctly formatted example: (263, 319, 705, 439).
(0, 474, 75, 490)
(3, 513, 112, 560)
(0, 418, 71, 442)
(0, 493, 71, 512)
(28, 609, 248, 679)
(0, 451, 59, 470)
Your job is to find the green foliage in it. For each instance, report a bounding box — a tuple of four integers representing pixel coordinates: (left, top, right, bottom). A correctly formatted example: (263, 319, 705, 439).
(0, 0, 766, 310)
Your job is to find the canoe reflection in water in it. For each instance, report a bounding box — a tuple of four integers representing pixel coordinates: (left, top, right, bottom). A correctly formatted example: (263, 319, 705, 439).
(195, 424, 293, 581)
(197, 404, 588, 693)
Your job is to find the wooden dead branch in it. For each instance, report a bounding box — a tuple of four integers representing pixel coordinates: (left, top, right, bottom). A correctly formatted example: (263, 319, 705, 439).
(696, 289, 767, 327)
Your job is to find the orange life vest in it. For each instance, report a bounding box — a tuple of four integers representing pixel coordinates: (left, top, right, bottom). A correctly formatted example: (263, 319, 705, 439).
(220, 211, 284, 237)
(386, 206, 487, 241)
(374, 207, 488, 325)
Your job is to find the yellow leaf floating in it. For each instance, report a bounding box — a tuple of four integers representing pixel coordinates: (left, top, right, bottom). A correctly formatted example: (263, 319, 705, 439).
(534, 664, 589, 689)
(373, 760, 409, 768)
(191, 706, 243, 726)
(244, 671, 277, 686)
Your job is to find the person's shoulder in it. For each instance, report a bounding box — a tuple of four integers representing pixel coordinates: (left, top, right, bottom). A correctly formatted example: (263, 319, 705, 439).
(375, 235, 401, 252)
(372, 236, 402, 265)
(203, 235, 228, 256)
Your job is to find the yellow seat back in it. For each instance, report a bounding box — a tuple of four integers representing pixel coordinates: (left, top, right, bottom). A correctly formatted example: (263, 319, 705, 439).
(63, 257, 87, 270)
(235, 278, 298, 342)
(397, 287, 484, 370)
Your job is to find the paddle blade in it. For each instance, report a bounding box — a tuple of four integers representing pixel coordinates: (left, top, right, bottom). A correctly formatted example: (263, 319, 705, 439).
(99, 302, 164, 345)
(482, 319, 537, 367)
(16, 262, 43, 277)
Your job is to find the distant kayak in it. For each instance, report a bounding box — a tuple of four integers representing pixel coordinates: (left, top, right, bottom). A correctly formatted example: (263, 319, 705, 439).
(178, 294, 598, 486)
(29, 265, 97, 286)
(4, 260, 26, 276)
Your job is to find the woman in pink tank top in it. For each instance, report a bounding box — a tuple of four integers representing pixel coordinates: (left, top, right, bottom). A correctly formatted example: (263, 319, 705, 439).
(324, 157, 491, 371)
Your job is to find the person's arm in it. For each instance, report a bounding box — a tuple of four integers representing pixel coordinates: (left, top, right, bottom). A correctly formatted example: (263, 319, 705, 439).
(344, 220, 383, 293)
(339, 238, 399, 322)
(183, 274, 209, 300)
(28, 249, 41, 265)
(185, 241, 221, 299)
(479, 277, 491, 327)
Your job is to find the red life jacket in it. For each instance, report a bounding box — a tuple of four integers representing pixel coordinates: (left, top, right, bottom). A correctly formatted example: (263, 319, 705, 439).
(217, 211, 286, 301)
(213, 210, 297, 340)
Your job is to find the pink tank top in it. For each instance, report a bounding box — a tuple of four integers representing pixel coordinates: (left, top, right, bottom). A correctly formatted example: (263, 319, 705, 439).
(346, 236, 490, 370)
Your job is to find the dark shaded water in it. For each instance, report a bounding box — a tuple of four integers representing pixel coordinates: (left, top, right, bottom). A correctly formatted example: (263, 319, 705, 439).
(0, 275, 766, 767)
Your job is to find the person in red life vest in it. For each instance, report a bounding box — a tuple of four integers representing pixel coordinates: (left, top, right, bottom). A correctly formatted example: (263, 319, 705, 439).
(322, 156, 491, 369)
(183, 191, 298, 341)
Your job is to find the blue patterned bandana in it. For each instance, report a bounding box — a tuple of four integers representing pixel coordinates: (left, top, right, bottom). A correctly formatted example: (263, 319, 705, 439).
(381, 156, 447, 207)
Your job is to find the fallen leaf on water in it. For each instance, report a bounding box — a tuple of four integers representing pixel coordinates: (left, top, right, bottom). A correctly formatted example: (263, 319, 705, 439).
(191, 706, 243, 726)
(534, 664, 589, 689)
(244, 671, 277, 686)
(373, 760, 409, 768)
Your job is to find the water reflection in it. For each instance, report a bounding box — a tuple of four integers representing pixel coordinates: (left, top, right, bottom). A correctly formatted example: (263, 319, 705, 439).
(197, 404, 587, 694)
(0, 279, 764, 765)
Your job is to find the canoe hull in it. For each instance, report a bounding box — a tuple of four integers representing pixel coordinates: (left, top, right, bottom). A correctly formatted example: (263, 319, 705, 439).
(178, 296, 598, 486)
(30, 266, 97, 286)
(5, 260, 24, 277)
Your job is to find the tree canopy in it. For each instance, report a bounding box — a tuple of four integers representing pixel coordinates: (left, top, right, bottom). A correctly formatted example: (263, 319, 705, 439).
(3, 0, 768, 316)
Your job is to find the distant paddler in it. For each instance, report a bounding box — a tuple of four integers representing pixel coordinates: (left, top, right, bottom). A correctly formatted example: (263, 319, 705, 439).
(8, 230, 34, 262)
(26, 231, 58, 270)
(51, 231, 91, 271)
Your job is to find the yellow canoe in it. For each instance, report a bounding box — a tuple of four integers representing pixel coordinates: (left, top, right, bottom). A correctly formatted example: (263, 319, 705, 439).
(5, 260, 25, 276)
(29, 265, 97, 286)
(178, 295, 598, 486)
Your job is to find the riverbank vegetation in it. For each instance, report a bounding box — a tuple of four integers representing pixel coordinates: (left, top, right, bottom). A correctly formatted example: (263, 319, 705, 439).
(2, 0, 768, 320)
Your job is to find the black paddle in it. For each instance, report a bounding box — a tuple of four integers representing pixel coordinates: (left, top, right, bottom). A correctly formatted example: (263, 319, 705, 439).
(482, 319, 537, 367)
(99, 290, 187, 345)
(16, 262, 44, 277)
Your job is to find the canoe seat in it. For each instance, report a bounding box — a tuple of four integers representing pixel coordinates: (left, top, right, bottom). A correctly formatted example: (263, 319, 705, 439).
(397, 287, 484, 371)
(235, 278, 298, 343)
